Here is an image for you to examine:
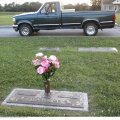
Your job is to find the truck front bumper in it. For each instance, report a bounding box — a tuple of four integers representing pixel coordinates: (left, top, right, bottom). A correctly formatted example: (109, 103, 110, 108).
(13, 25, 18, 31)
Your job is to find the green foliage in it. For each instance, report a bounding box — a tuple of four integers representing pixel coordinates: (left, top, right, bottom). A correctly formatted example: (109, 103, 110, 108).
(42, 64, 57, 80)
(0, 37, 120, 116)
(0, 2, 42, 12)
(0, 4, 3, 11)
(91, 0, 101, 10)
(1, 2, 91, 12)
(63, 3, 90, 11)
(75, 3, 89, 11)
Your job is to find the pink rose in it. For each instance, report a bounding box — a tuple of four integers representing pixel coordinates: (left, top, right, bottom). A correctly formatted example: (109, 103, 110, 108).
(40, 56, 48, 63)
(40, 59, 50, 69)
(37, 66, 46, 74)
(54, 60, 60, 69)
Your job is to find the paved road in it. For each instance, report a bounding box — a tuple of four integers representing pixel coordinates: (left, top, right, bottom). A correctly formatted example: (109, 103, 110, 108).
(0, 27, 120, 37)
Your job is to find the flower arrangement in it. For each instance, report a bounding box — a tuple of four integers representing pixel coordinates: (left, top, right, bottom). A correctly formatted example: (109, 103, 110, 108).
(32, 52, 60, 94)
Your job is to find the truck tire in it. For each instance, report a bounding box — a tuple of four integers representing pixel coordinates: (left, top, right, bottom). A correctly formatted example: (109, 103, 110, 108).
(19, 24, 33, 36)
(83, 23, 98, 36)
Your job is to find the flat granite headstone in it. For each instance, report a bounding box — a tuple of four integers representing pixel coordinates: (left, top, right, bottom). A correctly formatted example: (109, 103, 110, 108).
(39, 48, 60, 51)
(2, 88, 88, 111)
(78, 47, 118, 53)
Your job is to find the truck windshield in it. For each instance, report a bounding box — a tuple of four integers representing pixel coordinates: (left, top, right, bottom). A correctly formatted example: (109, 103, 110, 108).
(37, 3, 44, 13)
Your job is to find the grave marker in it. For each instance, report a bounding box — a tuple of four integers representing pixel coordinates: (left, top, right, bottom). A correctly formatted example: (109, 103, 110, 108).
(39, 48, 60, 51)
(78, 47, 118, 53)
(2, 88, 88, 111)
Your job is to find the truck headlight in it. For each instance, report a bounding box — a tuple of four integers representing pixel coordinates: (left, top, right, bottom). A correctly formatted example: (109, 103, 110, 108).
(13, 18, 16, 22)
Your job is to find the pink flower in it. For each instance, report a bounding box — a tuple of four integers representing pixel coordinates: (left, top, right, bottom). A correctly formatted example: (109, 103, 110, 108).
(40, 56, 48, 63)
(53, 60, 60, 69)
(40, 59, 50, 69)
(37, 66, 46, 74)
(32, 53, 60, 77)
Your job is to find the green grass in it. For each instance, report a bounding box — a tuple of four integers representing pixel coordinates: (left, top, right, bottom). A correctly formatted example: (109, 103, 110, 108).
(0, 36, 120, 116)
(116, 13, 120, 25)
(0, 12, 21, 25)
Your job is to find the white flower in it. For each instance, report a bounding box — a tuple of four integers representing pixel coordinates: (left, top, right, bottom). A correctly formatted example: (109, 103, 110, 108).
(36, 52, 44, 57)
(49, 55, 57, 61)
(43, 55, 47, 59)
(32, 59, 41, 66)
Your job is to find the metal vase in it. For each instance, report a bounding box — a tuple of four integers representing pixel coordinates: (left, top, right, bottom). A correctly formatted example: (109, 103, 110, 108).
(44, 80, 50, 95)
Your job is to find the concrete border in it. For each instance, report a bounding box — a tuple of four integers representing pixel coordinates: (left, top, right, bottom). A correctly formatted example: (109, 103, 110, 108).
(0, 25, 12, 28)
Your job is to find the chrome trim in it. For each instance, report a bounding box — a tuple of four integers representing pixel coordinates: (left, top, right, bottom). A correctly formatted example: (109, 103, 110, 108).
(12, 25, 18, 27)
(13, 18, 16, 22)
(100, 21, 114, 24)
(63, 23, 81, 25)
(21, 26, 30, 36)
(12, 25, 18, 31)
(33, 23, 81, 27)
(33, 24, 59, 27)
(86, 25, 96, 35)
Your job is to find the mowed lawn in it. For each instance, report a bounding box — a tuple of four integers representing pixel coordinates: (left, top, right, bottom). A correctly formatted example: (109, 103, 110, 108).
(0, 37, 120, 116)
(0, 12, 21, 25)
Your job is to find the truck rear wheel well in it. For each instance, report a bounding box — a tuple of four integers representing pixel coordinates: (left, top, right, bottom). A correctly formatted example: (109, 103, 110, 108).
(82, 20, 100, 29)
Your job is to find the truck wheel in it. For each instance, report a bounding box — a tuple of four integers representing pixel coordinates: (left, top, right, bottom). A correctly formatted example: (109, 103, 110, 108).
(83, 23, 98, 36)
(19, 24, 33, 36)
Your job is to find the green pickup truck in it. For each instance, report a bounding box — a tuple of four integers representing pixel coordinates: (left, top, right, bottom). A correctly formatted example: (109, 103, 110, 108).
(13, 1, 116, 36)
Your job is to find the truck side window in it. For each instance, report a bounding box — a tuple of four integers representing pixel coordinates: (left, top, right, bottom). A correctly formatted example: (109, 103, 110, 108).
(41, 3, 56, 14)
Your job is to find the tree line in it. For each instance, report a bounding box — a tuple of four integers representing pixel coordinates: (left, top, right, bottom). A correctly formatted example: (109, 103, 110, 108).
(0, 0, 101, 12)
(0, 2, 42, 12)
(64, 0, 101, 11)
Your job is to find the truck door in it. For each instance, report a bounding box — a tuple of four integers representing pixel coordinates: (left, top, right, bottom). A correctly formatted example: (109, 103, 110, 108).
(37, 3, 60, 29)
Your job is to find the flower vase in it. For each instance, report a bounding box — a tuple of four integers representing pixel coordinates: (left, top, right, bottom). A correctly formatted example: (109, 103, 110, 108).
(44, 80, 50, 96)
